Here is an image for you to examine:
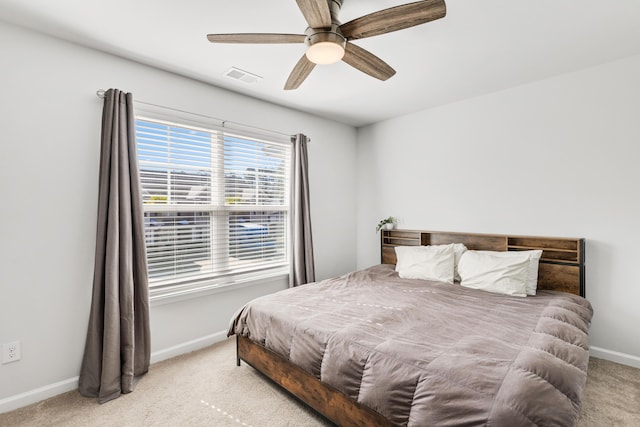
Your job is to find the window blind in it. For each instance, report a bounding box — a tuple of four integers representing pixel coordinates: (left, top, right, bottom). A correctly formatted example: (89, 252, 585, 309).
(135, 117, 290, 292)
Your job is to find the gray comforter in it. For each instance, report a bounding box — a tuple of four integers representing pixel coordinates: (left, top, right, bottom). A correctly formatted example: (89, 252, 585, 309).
(228, 264, 593, 426)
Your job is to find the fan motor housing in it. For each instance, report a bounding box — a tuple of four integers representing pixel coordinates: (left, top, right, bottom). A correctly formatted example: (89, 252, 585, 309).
(305, 25, 346, 49)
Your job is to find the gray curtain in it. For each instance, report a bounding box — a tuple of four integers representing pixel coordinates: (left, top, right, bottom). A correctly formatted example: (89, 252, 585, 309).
(291, 134, 315, 286)
(78, 89, 150, 403)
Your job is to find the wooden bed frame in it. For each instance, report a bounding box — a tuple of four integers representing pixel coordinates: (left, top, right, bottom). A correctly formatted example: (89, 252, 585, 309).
(236, 229, 586, 426)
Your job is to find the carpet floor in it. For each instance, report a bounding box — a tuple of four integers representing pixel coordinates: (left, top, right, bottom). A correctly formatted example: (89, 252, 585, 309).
(1, 338, 639, 426)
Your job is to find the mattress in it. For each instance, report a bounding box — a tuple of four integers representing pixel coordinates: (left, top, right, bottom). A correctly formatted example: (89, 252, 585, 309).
(228, 264, 593, 426)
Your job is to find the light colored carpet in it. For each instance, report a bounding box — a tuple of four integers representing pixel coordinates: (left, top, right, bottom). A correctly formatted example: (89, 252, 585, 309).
(1, 338, 639, 426)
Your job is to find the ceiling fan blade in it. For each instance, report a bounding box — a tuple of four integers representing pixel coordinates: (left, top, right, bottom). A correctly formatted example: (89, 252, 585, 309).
(342, 43, 396, 81)
(207, 33, 306, 44)
(296, 0, 332, 28)
(340, 0, 446, 40)
(284, 55, 316, 90)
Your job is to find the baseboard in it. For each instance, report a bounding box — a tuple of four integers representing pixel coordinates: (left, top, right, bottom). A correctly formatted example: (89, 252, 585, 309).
(0, 330, 228, 414)
(590, 346, 640, 369)
(0, 376, 79, 414)
(150, 330, 228, 364)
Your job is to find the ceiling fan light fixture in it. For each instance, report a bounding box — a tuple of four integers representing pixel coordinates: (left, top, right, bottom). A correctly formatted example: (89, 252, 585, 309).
(306, 42, 345, 64)
(305, 30, 346, 65)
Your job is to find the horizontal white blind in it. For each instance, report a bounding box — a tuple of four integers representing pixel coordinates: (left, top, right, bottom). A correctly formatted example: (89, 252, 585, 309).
(135, 117, 290, 287)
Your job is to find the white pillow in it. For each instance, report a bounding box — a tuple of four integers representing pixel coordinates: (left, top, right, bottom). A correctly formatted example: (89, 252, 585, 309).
(452, 243, 468, 282)
(395, 245, 455, 284)
(478, 250, 543, 295)
(458, 250, 531, 297)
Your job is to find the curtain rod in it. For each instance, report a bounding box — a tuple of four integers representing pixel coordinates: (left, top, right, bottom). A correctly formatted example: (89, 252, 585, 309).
(95, 89, 303, 141)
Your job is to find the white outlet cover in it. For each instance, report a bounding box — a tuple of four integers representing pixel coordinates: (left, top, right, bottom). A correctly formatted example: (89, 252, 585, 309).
(2, 341, 21, 364)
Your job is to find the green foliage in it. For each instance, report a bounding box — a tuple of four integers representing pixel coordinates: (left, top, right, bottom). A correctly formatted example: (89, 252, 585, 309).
(149, 195, 167, 204)
(376, 216, 397, 232)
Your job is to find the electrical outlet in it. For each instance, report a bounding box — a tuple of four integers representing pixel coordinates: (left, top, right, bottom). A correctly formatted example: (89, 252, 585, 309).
(2, 341, 21, 364)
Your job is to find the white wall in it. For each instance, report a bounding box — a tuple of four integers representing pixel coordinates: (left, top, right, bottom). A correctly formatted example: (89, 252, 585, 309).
(356, 54, 640, 365)
(0, 21, 357, 409)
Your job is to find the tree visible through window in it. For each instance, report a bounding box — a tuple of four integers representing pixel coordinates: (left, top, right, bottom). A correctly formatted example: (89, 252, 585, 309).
(135, 117, 290, 290)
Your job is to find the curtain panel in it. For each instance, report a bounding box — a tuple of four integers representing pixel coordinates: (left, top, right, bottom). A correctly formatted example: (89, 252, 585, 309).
(291, 134, 315, 286)
(78, 89, 151, 403)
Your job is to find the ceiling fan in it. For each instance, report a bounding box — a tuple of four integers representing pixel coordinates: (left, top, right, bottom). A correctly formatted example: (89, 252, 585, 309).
(206, 0, 446, 90)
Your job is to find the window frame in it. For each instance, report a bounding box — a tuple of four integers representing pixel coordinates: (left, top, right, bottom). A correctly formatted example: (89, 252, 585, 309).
(134, 106, 292, 302)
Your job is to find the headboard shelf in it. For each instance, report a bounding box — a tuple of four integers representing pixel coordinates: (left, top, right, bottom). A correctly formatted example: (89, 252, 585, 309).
(382, 230, 426, 247)
(381, 229, 585, 297)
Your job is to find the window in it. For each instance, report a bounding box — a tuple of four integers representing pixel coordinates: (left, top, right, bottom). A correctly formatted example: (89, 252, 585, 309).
(135, 115, 290, 299)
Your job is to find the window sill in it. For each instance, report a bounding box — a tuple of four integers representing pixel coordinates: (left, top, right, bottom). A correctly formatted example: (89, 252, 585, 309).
(149, 267, 289, 306)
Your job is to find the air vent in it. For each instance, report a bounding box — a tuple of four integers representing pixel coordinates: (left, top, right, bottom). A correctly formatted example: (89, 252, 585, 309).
(224, 67, 263, 85)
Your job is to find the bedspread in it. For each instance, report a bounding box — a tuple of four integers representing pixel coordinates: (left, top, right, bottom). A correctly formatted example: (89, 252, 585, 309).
(228, 264, 593, 426)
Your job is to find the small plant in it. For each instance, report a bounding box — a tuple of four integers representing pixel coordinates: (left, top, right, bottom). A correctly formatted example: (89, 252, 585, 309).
(376, 216, 397, 232)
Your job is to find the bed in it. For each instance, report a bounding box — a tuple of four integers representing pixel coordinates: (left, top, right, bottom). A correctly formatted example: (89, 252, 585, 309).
(228, 230, 592, 426)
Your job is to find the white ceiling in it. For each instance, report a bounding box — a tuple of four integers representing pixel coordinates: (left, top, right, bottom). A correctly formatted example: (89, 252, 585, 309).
(1, 0, 640, 127)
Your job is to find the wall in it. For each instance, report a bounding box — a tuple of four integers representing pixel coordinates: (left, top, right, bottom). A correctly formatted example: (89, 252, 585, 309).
(356, 54, 640, 366)
(0, 21, 357, 410)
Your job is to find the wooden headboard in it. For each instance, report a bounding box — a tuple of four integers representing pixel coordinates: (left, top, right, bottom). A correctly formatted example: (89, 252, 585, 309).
(381, 229, 585, 297)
